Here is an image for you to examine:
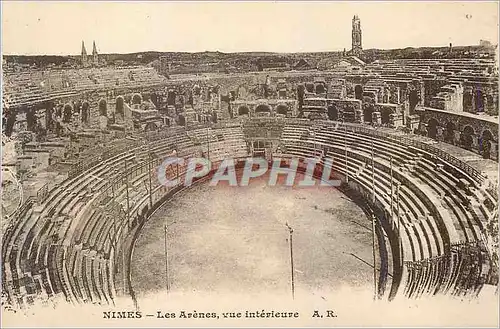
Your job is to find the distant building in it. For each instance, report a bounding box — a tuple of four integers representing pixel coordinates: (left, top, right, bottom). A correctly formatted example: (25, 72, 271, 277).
(80, 40, 100, 67)
(81, 41, 88, 67)
(293, 58, 316, 70)
(480, 39, 493, 48)
(351, 15, 363, 57)
(92, 41, 99, 66)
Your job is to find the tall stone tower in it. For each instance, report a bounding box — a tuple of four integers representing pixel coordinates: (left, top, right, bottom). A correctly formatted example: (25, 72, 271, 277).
(92, 41, 99, 66)
(351, 15, 362, 57)
(81, 41, 88, 66)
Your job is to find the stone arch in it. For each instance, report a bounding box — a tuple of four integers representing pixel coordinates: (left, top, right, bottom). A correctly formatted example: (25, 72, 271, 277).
(98, 99, 107, 117)
(4, 109, 16, 137)
(354, 85, 363, 100)
(275, 104, 288, 116)
(178, 114, 186, 126)
(81, 101, 90, 123)
(238, 106, 250, 116)
(115, 96, 124, 115)
(25, 106, 36, 131)
(427, 118, 438, 139)
(480, 129, 494, 159)
(327, 105, 338, 121)
(409, 89, 419, 112)
(167, 90, 176, 105)
(308, 112, 322, 120)
(255, 104, 271, 113)
(475, 89, 485, 112)
(144, 122, 158, 132)
(380, 108, 392, 125)
(305, 82, 315, 93)
(193, 84, 201, 96)
(460, 125, 475, 150)
(132, 93, 142, 105)
(150, 92, 158, 106)
(444, 121, 456, 144)
(63, 103, 73, 123)
(464, 88, 473, 110)
(315, 83, 326, 94)
(363, 105, 374, 123)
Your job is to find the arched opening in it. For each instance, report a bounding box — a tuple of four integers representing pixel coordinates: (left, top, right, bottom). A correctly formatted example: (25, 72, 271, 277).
(167, 91, 176, 105)
(98, 99, 107, 117)
(480, 130, 493, 159)
(427, 118, 438, 139)
(380, 108, 391, 125)
(145, 122, 158, 132)
(327, 105, 338, 121)
(475, 89, 484, 112)
(150, 92, 158, 106)
(276, 104, 288, 116)
(132, 93, 143, 105)
(444, 121, 456, 144)
(315, 84, 326, 94)
(193, 85, 201, 96)
(354, 85, 363, 100)
(305, 83, 315, 93)
(4, 109, 16, 137)
(464, 89, 473, 110)
(25, 107, 36, 131)
(115, 96, 124, 115)
(460, 125, 475, 150)
(178, 115, 186, 126)
(81, 102, 90, 123)
(409, 90, 419, 112)
(297, 84, 305, 112)
(177, 95, 185, 107)
(308, 113, 322, 120)
(255, 104, 271, 114)
(63, 104, 73, 123)
(74, 100, 82, 115)
(238, 106, 250, 116)
(55, 104, 63, 117)
(363, 105, 374, 123)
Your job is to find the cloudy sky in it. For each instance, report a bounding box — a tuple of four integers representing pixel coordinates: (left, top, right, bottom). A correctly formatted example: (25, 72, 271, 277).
(2, 1, 498, 55)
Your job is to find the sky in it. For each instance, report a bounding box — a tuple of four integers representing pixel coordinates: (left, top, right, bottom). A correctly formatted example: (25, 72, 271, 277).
(1, 1, 498, 55)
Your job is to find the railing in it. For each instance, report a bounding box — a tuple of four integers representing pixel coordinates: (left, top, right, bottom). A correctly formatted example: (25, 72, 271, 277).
(2, 196, 36, 260)
(36, 183, 49, 204)
(283, 118, 487, 185)
(342, 123, 486, 185)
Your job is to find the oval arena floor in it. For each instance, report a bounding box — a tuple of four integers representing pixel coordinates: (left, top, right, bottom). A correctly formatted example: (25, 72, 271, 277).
(130, 173, 379, 304)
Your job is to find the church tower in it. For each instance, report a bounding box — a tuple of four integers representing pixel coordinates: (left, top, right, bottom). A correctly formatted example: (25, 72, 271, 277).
(81, 41, 88, 66)
(92, 41, 99, 66)
(351, 15, 362, 57)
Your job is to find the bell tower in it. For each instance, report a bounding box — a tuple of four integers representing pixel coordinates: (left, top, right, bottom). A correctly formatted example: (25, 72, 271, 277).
(92, 41, 99, 66)
(81, 41, 88, 66)
(351, 15, 362, 56)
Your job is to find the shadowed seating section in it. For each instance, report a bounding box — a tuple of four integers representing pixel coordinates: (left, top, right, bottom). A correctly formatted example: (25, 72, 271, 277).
(275, 118, 493, 299)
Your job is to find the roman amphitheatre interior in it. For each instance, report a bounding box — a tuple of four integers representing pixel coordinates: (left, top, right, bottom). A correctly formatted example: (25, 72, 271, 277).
(1, 11, 499, 324)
